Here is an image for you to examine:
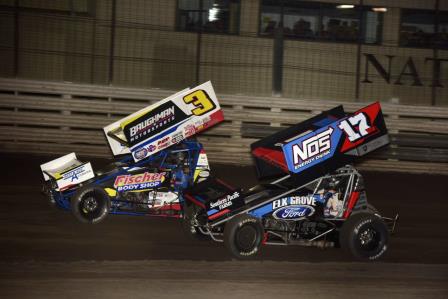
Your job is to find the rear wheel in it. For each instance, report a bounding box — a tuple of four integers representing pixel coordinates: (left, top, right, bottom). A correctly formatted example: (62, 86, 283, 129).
(367, 203, 379, 214)
(340, 213, 389, 260)
(71, 186, 110, 224)
(224, 214, 264, 259)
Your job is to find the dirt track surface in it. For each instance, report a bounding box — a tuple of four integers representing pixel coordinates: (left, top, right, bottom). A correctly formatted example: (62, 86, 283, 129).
(1, 260, 447, 299)
(0, 153, 447, 298)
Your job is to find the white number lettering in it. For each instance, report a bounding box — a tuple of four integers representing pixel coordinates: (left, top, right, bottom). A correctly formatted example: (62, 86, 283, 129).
(339, 113, 371, 142)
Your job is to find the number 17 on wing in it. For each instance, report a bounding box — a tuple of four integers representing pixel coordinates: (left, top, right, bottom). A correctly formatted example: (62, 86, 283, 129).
(338, 112, 372, 142)
(337, 102, 387, 154)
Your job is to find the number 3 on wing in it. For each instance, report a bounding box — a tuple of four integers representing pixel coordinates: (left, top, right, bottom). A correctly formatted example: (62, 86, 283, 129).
(183, 90, 216, 116)
(339, 113, 371, 142)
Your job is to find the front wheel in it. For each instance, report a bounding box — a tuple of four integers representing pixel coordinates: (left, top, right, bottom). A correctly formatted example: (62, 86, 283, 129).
(223, 214, 264, 259)
(71, 186, 110, 224)
(339, 213, 389, 260)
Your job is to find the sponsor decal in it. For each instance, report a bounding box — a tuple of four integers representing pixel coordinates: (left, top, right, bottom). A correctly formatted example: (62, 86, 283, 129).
(197, 151, 209, 167)
(198, 170, 210, 178)
(272, 196, 316, 209)
(57, 163, 95, 190)
(273, 205, 315, 221)
(147, 191, 179, 207)
(134, 147, 148, 160)
(193, 115, 212, 132)
(184, 124, 196, 137)
(114, 172, 165, 192)
(283, 123, 342, 173)
(123, 101, 188, 147)
(200, 116, 211, 129)
(62, 165, 89, 182)
(156, 136, 171, 150)
(202, 116, 211, 124)
(157, 136, 170, 145)
(292, 127, 333, 169)
(194, 120, 204, 131)
(147, 144, 156, 152)
(209, 191, 240, 210)
(171, 131, 184, 144)
(129, 106, 174, 139)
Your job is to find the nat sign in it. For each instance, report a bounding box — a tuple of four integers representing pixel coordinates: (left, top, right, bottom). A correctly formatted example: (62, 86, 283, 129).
(362, 53, 447, 87)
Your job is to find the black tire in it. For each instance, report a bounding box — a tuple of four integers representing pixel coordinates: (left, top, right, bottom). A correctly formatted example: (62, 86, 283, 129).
(71, 186, 110, 224)
(223, 214, 264, 259)
(352, 203, 379, 215)
(340, 213, 389, 260)
(367, 203, 379, 215)
(182, 203, 209, 241)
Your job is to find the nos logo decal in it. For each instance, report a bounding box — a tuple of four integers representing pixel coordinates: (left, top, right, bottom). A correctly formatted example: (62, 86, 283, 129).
(273, 205, 315, 221)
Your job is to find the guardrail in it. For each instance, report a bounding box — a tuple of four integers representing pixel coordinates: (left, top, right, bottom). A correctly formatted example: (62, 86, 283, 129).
(0, 78, 447, 175)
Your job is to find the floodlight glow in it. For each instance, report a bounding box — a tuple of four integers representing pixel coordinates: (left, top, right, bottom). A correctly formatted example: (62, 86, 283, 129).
(336, 4, 355, 9)
(209, 8, 219, 22)
(372, 7, 387, 12)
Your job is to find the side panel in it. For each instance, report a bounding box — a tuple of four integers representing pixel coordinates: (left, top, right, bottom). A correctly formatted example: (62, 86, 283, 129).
(279, 103, 388, 188)
(281, 102, 388, 177)
(103, 88, 189, 156)
(56, 162, 94, 191)
(184, 177, 245, 220)
(40, 152, 95, 191)
(251, 106, 346, 179)
(248, 172, 354, 220)
(40, 152, 78, 181)
(282, 122, 342, 173)
(249, 192, 322, 219)
(104, 81, 224, 161)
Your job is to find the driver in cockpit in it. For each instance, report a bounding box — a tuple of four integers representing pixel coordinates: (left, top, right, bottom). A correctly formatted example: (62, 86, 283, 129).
(316, 178, 342, 217)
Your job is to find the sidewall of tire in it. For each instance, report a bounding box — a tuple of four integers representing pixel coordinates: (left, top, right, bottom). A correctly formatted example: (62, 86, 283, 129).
(340, 213, 389, 260)
(71, 186, 111, 224)
(224, 214, 264, 259)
